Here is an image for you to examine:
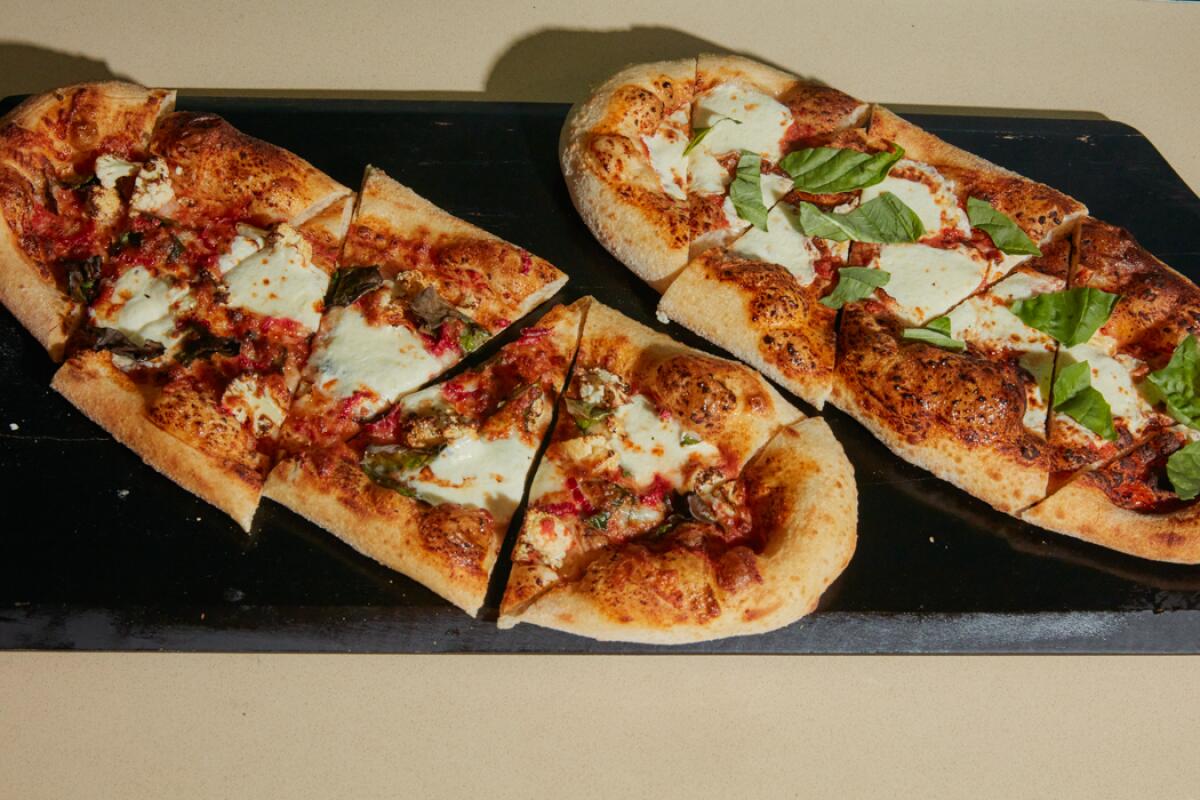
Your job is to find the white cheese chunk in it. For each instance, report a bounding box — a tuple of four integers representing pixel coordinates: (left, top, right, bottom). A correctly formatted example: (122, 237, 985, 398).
(528, 458, 567, 505)
(946, 270, 1062, 352)
(642, 106, 689, 201)
(309, 304, 452, 416)
(129, 157, 175, 215)
(731, 201, 834, 285)
(94, 154, 138, 189)
(519, 510, 575, 569)
(688, 82, 793, 195)
(1060, 337, 1154, 436)
(1019, 350, 1055, 435)
(92, 265, 191, 350)
(875, 244, 989, 325)
(217, 224, 268, 274)
(407, 432, 536, 519)
(860, 160, 969, 239)
(222, 224, 328, 331)
(222, 374, 287, 436)
(396, 383, 451, 416)
(610, 394, 719, 489)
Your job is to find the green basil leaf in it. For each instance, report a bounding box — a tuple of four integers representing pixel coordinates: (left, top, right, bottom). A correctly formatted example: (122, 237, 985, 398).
(1146, 335, 1200, 430)
(1053, 360, 1117, 441)
(565, 397, 612, 432)
(167, 235, 186, 263)
(325, 265, 384, 308)
(729, 150, 769, 231)
(902, 317, 965, 351)
(966, 197, 1042, 256)
(820, 267, 890, 310)
(459, 323, 490, 354)
(1166, 440, 1200, 501)
(1009, 287, 1120, 347)
(682, 117, 741, 156)
(584, 511, 611, 530)
(780, 143, 904, 194)
(680, 433, 701, 447)
(794, 192, 925, 244)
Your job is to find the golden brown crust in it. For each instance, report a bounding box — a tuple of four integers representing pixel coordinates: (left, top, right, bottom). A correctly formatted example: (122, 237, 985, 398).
(658, 248, 837, 409)
(832, 305, 1049, 513)
(149, 112, 350, 226)
(263, 449, 496, 614)
(499, 418, 857, 643)
(869, 106, 1085, 250)
(296, 193, 355, 271)
(0, 210, 79, 358)
(51, 351, 261, 530)
(1023, 428, 1200, 563)
(343, 166, 568, 330)
(560, 59, 695, 291)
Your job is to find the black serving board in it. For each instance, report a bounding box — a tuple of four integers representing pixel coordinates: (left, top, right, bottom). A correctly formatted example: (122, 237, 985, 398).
(2, 95, 1199, 654)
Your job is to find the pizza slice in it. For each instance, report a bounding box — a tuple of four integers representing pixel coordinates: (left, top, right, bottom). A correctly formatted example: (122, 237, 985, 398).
(499, 302, 857, 644)
(0, 82, 176, 358)
(687, 54, 868, 258)
(831, 239, 1072, 513)
(49, 114, 353, 529)
(560, 58, 695, 291)
(277, 166, 569, 452)
(264, 299, 587, 614)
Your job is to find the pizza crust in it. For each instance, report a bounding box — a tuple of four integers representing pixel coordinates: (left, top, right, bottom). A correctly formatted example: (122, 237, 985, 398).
(51, 351, 262, 530)
(499, 417, 857, 644)
(263, 452, 496, 614)
(657, 249, 836, 409)
(0, 212, 80, 359)
(1021, 477, 1200, 564)
(560, 59, 695, 291)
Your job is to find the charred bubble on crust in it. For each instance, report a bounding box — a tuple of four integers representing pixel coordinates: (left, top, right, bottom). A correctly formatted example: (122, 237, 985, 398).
(1077, 429, 1195, 514)
(417, 504, 492, 578)
(837, 306, 1045, 462)
(643, 353, 739, 431)
(778, 83, 865, 140)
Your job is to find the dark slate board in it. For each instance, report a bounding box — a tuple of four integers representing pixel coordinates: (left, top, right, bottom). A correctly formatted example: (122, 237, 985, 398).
(2, 96, 1199, 654)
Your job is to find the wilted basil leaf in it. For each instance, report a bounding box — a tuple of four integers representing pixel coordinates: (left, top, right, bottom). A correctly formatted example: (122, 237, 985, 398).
(1166, 440, 1200, 501)
(729, 150, 769, 231)
(565, 397, 612, 432)
(1146, 335, 1200, 430)
(167, 235, 186, 263)
(1009, 287, 1119, 347)
(780, 143, 904, 194)
(459, 323, 490, 354)
(1053, 360, 1117, 441)
(65, 256, 102, 303)
(584, 511, 611, 530)
(325, 265, 384, 308)
(360, 444, 438, 495)
(175, 326, 241, 365)
(90, 327, 166, 361)
(966, 197, 1042, 256)
(820, 267, 890, 310)
(680, 433, 701, 446)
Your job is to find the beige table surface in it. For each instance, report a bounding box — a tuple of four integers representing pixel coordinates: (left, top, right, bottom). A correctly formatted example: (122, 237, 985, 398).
(2, 1, 1199, 797)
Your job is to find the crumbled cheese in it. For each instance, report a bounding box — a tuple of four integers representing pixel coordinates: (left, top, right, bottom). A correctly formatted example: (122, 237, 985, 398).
(94, 154, 139, 189)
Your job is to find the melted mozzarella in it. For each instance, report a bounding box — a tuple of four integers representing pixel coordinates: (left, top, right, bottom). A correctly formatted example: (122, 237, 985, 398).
(407, 432, 535, 519)
(519, 510, 574, 569)
(860, 160, 969, 238)
(730, 201, 850, 285)
(875, 244, 989, 325)
(94, 154, 138, 189)
(528, 458, 567, 504)
(92, 266, 191, 349)
(1019, 350, 1055, 434)
(396, 383, 451, 416)
(947, 270, 1062, 352)
(223, 226, 328, 331)
(310, 305, 451, 414)
(610, 395, 718, 488)
(217, 225, 268, 274)
(688, 82, 793, 194)
(642, 106, 689, 201)
(1060, 338, 1154, 436)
